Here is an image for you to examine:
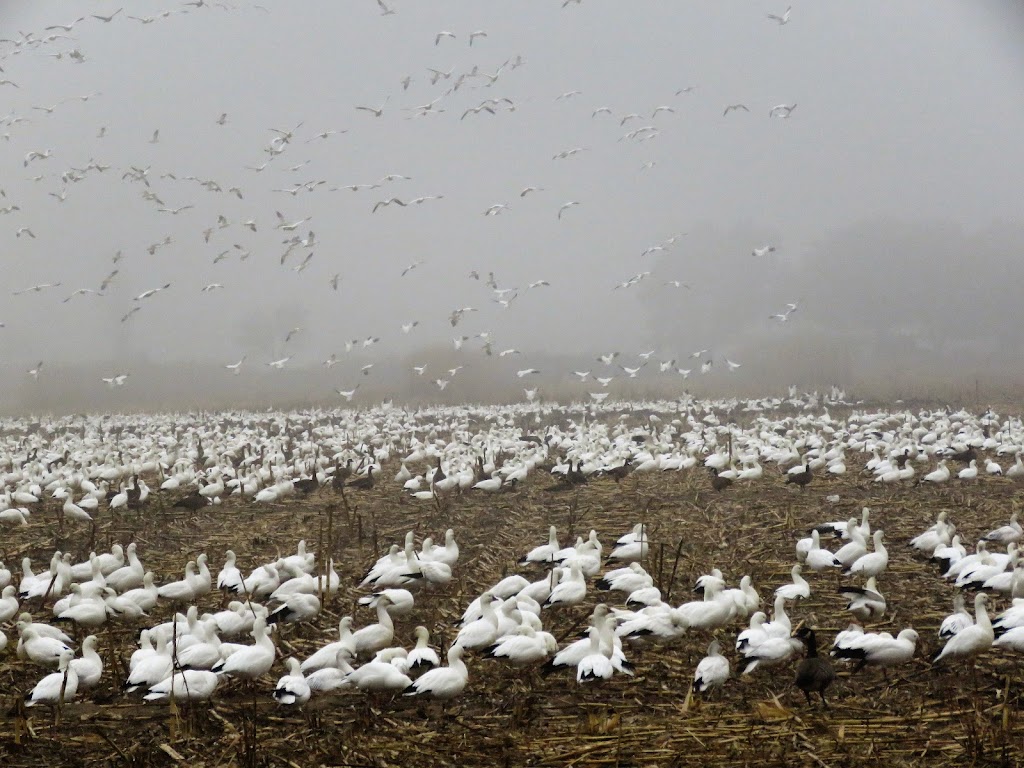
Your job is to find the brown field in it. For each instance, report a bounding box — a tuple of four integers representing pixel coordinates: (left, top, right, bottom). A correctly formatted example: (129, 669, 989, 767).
(2, 456, 1024, 767)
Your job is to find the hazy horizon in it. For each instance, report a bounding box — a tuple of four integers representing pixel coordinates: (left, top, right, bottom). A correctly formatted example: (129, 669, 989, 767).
(1, 1, 1022, 413)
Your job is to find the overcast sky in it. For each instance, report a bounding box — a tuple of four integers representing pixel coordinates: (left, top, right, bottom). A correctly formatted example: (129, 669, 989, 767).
(1, 1, 1023, 408)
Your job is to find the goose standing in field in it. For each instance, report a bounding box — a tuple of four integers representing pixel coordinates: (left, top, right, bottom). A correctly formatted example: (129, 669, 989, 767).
(212, 618, 275, 680)
(455, 593, 500, 650)
(805, 530, 842, 571)
(692, 639, 730, 693)
(350, 595, 396, 656)
(934, 593, 993, 663)
(0, 585, 19, 623)
(404, 645, 469, 699)
(844, 531, 888, 577)
(775, 564, 810, 601)
(105, 543, 144, 591)
(268, 593, 321, 625)
(18, 621, 74, 666)
(300, 617, 355, 673)
(217, 551, 244, 591)
(838, 577, 886, 621)
(157, 561, 201, 602)
(25, 649, 78, 707)
(794, 627, 835, 708)
(544, 562, 587, 608)
(407, 626, 441, 669)
(521, 525, 560, 564)
(939, 593, 973, 639)
(958, 460, 979, 480)
(832, 628, 919, 673)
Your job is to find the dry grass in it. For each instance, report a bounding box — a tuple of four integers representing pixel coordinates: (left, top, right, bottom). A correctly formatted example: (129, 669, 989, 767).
(2, 456, 1024, 767)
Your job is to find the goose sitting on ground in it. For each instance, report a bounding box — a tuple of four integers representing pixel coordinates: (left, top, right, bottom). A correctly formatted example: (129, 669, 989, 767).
(843, 531, 888, 577)
(984, 513, 1023, 545)
(407, 626, 441, 669)
(211, 617, 275, 680)
(273, 658, 312, 705)
(144, 669, 220, 702)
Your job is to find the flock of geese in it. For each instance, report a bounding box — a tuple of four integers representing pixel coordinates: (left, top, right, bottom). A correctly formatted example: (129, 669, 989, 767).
(2, 394, 1024, 712)
(0, 2, 811, 406)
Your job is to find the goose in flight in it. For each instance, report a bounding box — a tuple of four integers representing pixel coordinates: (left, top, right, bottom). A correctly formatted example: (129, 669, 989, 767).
(285, 327, 303, 343)
(769, 103, 797, 118)
(592, 107, 612, 117)
(267, 357, 291, 369)
(664, 280, 691, 289)
(373, 197, 406, 212)
(329, 273, 341, 291)
(401, 261, 422, 277)
(725, 359, 742, 372)
(766, 6, 792, 25)
(377, 0, 396, 16)
(517, 369, 540, 378)
(45, 17, 86, 32)
(63, 288, 103, 303)
(558, 201, 580, 219)
(555, 90, 582, 100)
(723, 104, 749, 116)
(469, 30, 487, 45)
(752, 245, 776, 257)
(225, 357, 245, 375)
(92, 9, 123, 23)
(520, 186, 544, 197)
(134, 283, 171, 301)
(102, 374, 129, 387)
(275, 212, 312, 231)
(435, 31, 456, 45)
(402, 321, 419, 333)
(158, 205, 193, 215)
(355, 97, 389, 117)
(484, 203, 509, 216)
(27, 361, 43, 380)
(24, 149, 53, 167)
(13, 282, 61, 295)
(15, 227, 35, 238)
(337, 387, 359, 401)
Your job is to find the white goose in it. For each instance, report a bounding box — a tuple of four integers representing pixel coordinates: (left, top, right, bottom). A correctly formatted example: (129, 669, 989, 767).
(403, 645, 469, 699)
(934, 593, 993, 663)
(212, 617, 275, 680)
(693, 639, 730, 693)
(273, 658, 312, 704)
(26, 650, 79, 706)
(145, 670, 219, 701)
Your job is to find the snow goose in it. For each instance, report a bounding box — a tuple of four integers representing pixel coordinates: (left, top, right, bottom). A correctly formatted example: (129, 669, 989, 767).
(300, 616, 355, 673)
(813, 507, 870, 540)
(125, 642, 174, 692)
(933, 536, 966, 575)
(832, 628, 918, 673)
(838, 577, 886, 621)
(105, 543, 144, 591)
(70, 635, 103, 689)
(775, 564, 810, 601)
(422, 529, 460, 567)
(843, 531, 888, 577)
(484, 625, 557, 665)
(741, 632, 802, 675)
(273, 658, 312, 704)
(957, 459, 979, 480)
(157, 561, 201, 602)
(359, 588, 414, 616)
(119, 572, 158, 612)
(719, 575, 760, 618)
(217, 550, 244, 591)
(404, 645, 468, 699)
(983, 513, 1023, 545)
(18, 621, 74, 666)
(692, 639, 730, 693)
(26, 649, 78, 707)
(676, 582, 734, 629)
(347, 658, 414, 692)
(544, 562, 587, 608)
(805, 531, 841, 571)
(212, 618, 275, 680)
(939, 593, 973, 639)
(407, 626, 440, 669)
(520, 525, 560, 564)
(576, 626, 617, 682)
(350, 595, 395, 656)
(596, 563, 652, 593)
(693, 569, 726, 595)
(0, 585, 19, 623)
(455, 593, 500, 649)
(145, 670, 219, 702)
(834, 527, 869, 569)
(54, 593, 108, 628)
(934, 593, 993, 663)
(1008, 453, 1024, 479)
(268, 593, 321, 625)
(922, 460, 950, 484)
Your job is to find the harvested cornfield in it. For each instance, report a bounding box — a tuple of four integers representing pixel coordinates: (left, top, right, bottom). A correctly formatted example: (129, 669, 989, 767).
(3, 441, 1024, 768)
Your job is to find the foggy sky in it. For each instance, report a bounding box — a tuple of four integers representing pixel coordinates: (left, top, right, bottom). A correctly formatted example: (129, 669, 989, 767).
(1, 1, 1023, 412)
